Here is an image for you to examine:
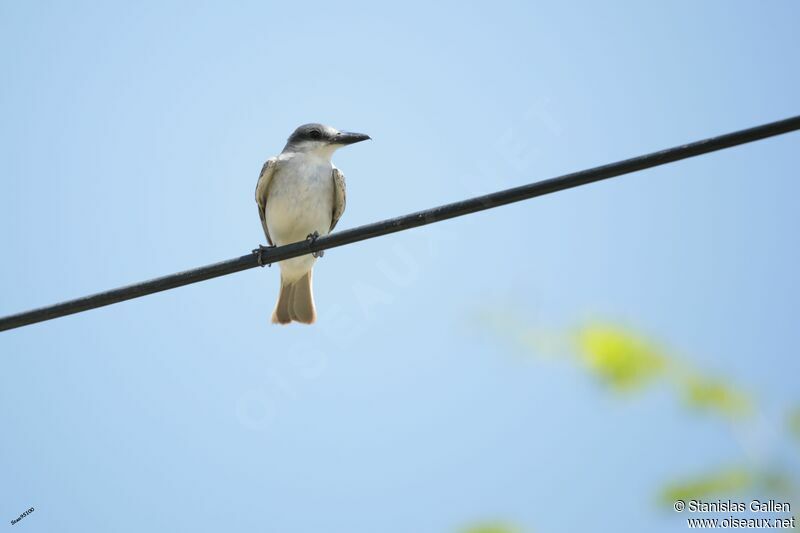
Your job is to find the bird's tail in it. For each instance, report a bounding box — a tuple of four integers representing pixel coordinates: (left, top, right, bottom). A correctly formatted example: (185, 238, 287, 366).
(272, 271, 316, 325)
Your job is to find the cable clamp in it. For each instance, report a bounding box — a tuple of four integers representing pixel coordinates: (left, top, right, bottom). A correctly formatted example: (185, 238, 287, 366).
(252, 245, 273, 267)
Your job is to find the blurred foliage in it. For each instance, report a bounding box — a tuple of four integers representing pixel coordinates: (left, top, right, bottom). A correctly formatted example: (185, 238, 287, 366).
(477, 311, 570, 360)
(789, 407, 800, 444)
(573, 324, 751, 421)
(660, 467, 752, 503)
(680, 375, 751, 418)
(482, 314, 797, 515)
(484, 316, 753, 419)
(759, 471, 796, 495)
(577, 325, 667, 391)
(661, 467, 794, 505)
(461, 524, 521, 533)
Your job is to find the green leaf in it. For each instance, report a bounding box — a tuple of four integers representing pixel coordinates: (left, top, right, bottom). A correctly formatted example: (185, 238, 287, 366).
(660, 468, 752, 504)
(577, 325, 667, 391)
(681, 376, 751, 419)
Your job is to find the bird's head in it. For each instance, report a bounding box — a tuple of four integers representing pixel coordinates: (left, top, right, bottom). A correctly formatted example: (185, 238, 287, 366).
(282, 123, 370, 158)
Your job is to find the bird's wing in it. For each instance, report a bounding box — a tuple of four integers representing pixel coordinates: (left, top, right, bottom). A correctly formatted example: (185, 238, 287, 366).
(330, 166, 347, 232)
(255, 157, 278, 246)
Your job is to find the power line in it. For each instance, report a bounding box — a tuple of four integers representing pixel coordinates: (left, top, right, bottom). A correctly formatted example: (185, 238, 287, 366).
(1, 115, 799, 333)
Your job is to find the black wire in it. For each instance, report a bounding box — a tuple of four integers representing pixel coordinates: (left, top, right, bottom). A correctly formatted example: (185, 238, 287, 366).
(2, 115, 799, 332)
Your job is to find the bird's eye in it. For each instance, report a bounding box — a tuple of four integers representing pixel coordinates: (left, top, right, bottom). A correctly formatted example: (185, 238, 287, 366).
(309, 129, 322, 139)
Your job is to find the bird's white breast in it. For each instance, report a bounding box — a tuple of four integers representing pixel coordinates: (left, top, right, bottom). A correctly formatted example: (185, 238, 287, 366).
(265, 152, 334, 247)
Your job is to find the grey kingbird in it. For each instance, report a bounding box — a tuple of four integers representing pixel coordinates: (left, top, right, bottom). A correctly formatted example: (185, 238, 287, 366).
(255, 123, 370, 324)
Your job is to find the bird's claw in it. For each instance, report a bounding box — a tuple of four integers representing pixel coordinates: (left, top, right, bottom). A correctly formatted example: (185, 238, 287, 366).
(306, 231, 324, 258)
(252, 244, 275, 267)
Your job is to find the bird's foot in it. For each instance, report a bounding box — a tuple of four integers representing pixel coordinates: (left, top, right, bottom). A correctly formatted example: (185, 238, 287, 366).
(306, 231, 324, 258)
(252, 244, 275, 267)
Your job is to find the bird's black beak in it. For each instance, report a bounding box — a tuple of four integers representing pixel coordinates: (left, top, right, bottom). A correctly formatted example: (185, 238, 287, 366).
(334, 131, 371, 145)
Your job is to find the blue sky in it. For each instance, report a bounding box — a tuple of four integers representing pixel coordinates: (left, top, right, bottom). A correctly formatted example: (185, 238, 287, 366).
(1, 1, 798, 532)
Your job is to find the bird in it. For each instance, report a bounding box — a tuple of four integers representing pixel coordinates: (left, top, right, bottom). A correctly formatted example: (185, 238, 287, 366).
(255, 123, 370, 324)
